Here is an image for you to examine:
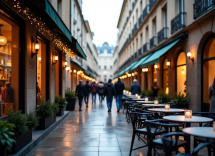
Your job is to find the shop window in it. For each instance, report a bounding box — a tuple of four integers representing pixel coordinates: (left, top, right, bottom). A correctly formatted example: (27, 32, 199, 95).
(176, 52, 186, 93)
(163, 58, 169, 94)
(153, 66, 157, 83)
(203, 36, 215, 103)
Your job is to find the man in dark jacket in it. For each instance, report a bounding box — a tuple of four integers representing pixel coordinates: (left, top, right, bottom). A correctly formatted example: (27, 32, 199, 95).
(104, 79, 116, 112)
(84, 80, 91, 107)
(114, 78, 125, 112)
(76, 80, 86, 111)
(131, 79, 141, 95)
(91, 82, 98, 104)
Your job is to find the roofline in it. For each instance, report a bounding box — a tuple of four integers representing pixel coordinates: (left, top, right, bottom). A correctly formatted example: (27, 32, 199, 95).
(117, 0, 126, 28)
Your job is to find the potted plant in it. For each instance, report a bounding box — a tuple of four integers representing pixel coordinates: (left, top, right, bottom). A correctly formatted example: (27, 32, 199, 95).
(55, 96, 68, 116)
(7, 110, 32, 154)
(144, 89, 153, 98)
(37, 100, 56, 130)
(65, 88, 76, 110)
(155, 89, 171, 103)
(26, 111, 39, 130)
(0, 120, 15, 156)
(171, 92, 189, 109)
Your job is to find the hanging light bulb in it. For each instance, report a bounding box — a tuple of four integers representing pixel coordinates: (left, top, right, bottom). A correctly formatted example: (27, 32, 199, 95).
(0, 24, 7, 46)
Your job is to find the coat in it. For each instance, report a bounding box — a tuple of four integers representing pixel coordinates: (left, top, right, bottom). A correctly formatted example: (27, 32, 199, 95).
(114, 81, 125, 95)
(91, 83, 98, 93)
(97, 83, 105, 95)
(84, 84, 91, 94)
(104, 83, 116, 97)
(76, 84, 86, 97)
(209, 85, 215, 112)
(131, 83, 141, 95)
(2, 85, 13, 103)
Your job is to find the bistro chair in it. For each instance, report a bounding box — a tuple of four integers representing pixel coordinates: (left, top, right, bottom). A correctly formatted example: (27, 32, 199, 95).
(162, 134, 214, 156)
(124, 101, 135, 122)
(122, 97, 131, 113)
(145, 119, 184, 156)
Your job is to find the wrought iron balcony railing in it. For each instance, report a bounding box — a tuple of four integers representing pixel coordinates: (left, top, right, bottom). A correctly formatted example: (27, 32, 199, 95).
(138, 15, 143, 27)
(150, 36, 157, 49)
(134, 52, 138, 59)
(143, 43, 150, 53)
(138, 48, 142, 56)
(171, 12, 186, 34)
(132, 23, 137, 36)
(132, 2, 135, 8)
(142, 5, 149, 21)
(149, 0, 157, 10)
(158, 27, 168, 44)
(194, 0, 215, 19)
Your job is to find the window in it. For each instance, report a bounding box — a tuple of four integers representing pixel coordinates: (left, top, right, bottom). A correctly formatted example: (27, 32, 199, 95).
(104, 66, 106, 70)
(103, 49, 107, 53)
(110, 66, 112, 69)
(146, 27, 149, 43)
(57, 0, 62, 17)
(163, 58, 169, 94)
(153, 18, 157, 36)
(176, 52, 186, 94)
(99, 66, 101, 69)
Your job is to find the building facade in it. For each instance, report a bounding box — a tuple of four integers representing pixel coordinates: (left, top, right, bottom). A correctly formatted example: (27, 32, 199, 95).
(116, 0, 215, 112)
(97, 42, 115, 82)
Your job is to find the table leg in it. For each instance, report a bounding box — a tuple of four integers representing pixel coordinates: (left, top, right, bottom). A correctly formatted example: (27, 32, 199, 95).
(213, 140, 215, 156)
(185, 123, 191, 153)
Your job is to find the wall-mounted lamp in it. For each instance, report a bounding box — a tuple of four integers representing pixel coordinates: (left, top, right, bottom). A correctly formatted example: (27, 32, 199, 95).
(166, 60, 171, 68)
(132, 73, 134, 76)
(31, 37, 40, 58)
(154, 64, 158, 70)
(74, 70, 76, 73)
(142, 68, 148, 72)
(70, 70, 72, 73)
(53, 53, 58, 65)
(38, 57, 41, 63)
(77, 71, 80, 75)
(63, 61, 68, 69)
(65, 67, 70, 71)
(187, 52, 194, 62)
(0, 24, 7, 46)
(128, 74, 131, 77)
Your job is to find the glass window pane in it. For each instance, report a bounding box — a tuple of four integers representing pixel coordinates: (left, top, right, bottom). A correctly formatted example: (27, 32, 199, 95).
(177, 65, 186, 93)
(177, 52, 186, 66)
(203, 38, 215, 59)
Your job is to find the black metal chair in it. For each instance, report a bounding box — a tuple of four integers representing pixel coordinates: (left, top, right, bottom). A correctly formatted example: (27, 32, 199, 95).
(124, 101, 135, 122)
(162, 133, 214, 156)
(122, 97, 131, 113)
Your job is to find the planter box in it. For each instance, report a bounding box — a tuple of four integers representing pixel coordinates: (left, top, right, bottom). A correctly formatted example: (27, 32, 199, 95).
(175, 104, 189, 109)
(9, 129, 32, 154)
(0, 148, 6, 156)
(66, 98, 76, 110)
(56, 107, 65, 116)
(37, 114, 56, 130)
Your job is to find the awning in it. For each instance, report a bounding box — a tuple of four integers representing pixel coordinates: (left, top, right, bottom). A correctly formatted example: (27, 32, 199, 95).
(71, 60, 89, 75)
(24, 0, 87, 60)
(117, 61, 138, 77)
(130, 54, 152, 71)
(140, 38, 181, 68)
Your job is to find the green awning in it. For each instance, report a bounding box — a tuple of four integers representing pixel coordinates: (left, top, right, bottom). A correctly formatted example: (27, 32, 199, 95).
(71, 60, 89, 75)
(140, 38, 181, 68)
(130, 54, 152, 71)
(25, 0, 86, 60)
(124, 61, 138, 73)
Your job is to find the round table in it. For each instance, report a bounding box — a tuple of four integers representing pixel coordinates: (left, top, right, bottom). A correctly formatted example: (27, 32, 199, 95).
(183, 127, 215, 155)
(148, 108, 185, 113)
(137, 101, 155, 104)
(131, 98, 145, 101)
(142, 104, 166, 107)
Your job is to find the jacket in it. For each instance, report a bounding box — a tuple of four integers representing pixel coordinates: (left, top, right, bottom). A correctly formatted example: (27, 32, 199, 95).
(104, 83, 116, 97)
(84, 84, 91, 94)
(131, 83, 141, 95)
(97, 83, 105, 95)
(91, 83, 98, 93)
(76, 84, 86, 97)
(114, 81, 125, 95)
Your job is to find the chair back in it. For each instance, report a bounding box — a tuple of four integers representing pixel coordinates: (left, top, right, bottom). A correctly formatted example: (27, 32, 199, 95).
(129, 112, 139, 130)
(161, 137, 173, 156)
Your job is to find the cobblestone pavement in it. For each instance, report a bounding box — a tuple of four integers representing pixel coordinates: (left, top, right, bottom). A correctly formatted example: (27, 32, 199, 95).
(27, 94, 207, 156)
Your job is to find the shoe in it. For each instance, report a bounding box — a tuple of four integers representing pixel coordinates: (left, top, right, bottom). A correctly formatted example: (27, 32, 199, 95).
(86, 105, 88, 108)
(108, 108, 110, 112)
(117, 109, 119, 112)
(79, 110, 82, 111)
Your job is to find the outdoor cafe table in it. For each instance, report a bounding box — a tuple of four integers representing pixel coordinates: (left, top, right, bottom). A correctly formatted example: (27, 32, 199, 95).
(148, 108, 185, 116)
(136, 101, 155, 104)
(142, 104, 166, 108)
(131, 98, 146, 101)
(183, 127, 215, 155)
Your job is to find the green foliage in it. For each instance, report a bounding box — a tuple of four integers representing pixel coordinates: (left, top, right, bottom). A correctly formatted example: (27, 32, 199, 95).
(26, 111, 39, 129)
(155, 89, 171, 103)
(140, 90, 145, 96)
(65, 88, 76, 98)
(37, 100, 54, 118)
(0, 120, 15, 152)
(7, 110, 28, 137)
(140, 89, 153, 97)
(55, 95, 68, 108)
(171, 92, 189, 105)
(52, 103, 60, 114)
(125, 87, 130, 91)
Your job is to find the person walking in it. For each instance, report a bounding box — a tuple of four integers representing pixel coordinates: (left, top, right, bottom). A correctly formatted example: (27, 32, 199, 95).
(131, 79, 141, 95)
(104, 79, 116, 112)
(75, 80, 86, 111)
(91, 82, 97, 104)
(151, 82, 159, 101)
(114, 78, 125, 112)
(84, 80, 91, 107)
(97, 81, 105, 103)
(209, 78, 215, 112)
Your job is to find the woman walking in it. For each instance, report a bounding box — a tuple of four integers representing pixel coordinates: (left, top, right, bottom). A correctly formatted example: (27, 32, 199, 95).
(209, 78, 215, 112)
(97, 81, 105, 103)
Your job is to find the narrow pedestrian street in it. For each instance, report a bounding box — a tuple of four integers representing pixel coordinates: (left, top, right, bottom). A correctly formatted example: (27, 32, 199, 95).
(27, 95, 146, 156)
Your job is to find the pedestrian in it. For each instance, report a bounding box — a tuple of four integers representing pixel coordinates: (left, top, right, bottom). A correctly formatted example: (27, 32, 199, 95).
(209, 78, 215, 112)
(97, 81, 105, 103)
(131, 79, 141, 95)
(84, 80, 91, 107)
(91, 81, 97, 104)
(75, 80, 86, 111)
(151, 82, 159, 100)
(104, 79, 116, 112)
(114, 78, 125, 112)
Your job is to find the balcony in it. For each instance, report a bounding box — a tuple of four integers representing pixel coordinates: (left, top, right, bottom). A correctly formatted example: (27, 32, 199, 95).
(158, 27, 168, 44)
(134, 52, 138, 59)
(142, 5, 149, 21)
(149, 0, 157, 10)
(132, 2, 135, 8)
(129, 10, 131, 16)
(150, 36, 157, 49)
(194, 0, 215, 19)
(138, 15, 143, 26)
(132, 23, 137, 36)
(138, 48, 142, 56)
(143, 43, 149, 53)
(171, 12, 186, 34)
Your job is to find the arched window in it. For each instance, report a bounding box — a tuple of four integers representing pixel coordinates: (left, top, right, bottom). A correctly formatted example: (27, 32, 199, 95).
(176, 52, 186, 93)
(163, 58, 169, 94)
(203, 35, 215, 104)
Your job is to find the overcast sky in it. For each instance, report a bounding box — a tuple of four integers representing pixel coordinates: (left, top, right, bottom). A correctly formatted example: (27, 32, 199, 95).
(82, 0, 123, 47)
